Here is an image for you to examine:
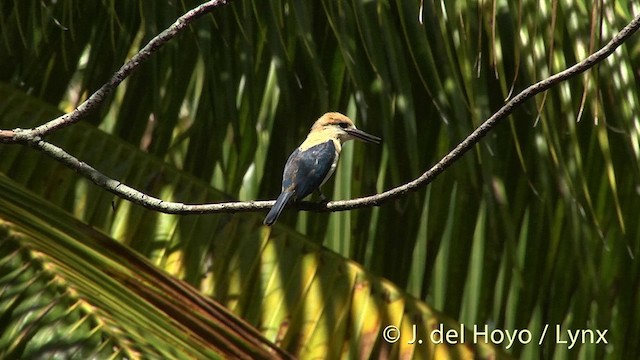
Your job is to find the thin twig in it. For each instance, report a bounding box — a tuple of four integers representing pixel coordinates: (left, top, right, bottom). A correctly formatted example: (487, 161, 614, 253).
(2, 11, 640, 215)
(0, 0, 230, 142)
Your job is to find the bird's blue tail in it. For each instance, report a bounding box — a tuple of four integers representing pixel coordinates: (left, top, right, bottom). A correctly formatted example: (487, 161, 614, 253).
(263, 191, 294, 226)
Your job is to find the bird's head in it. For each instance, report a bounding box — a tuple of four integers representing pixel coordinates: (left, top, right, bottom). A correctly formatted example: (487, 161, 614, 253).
(310, 112, 381, 144)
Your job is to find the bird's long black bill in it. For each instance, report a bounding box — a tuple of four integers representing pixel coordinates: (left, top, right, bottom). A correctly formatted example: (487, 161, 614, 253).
(345, 128, 382, 144)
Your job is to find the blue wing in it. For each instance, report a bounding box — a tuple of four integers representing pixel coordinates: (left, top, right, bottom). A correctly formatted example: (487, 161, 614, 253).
(282, 140, 336, 201)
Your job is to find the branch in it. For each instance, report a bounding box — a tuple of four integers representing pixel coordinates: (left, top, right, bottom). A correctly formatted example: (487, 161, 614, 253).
(0, 0, 231, 142)
(2, 12, 640, 215)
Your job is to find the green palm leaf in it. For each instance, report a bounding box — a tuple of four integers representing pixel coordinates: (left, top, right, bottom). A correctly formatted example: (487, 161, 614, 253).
(2, 0, 640, 358)
(0, 174, 289, 359)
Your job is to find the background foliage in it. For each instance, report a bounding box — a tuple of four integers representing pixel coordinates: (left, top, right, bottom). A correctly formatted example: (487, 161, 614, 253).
(2, 0, 640, 358)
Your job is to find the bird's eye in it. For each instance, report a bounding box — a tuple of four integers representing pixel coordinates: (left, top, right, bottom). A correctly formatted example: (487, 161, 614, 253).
(338, 122, 349, 129)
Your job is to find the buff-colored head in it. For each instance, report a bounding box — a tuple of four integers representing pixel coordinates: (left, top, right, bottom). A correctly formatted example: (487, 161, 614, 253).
(310, 112, 381, 144)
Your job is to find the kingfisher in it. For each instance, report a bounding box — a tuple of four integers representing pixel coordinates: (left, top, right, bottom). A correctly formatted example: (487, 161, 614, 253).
(263, 112, 381, 226)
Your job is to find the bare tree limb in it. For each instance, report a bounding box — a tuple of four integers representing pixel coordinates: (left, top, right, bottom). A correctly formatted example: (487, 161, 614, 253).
(1, 11, 639, 215)
(0, 0, 231, 143)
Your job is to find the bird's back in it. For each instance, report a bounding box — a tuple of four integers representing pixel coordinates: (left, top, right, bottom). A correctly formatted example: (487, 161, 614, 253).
(283, 140, 337, 201)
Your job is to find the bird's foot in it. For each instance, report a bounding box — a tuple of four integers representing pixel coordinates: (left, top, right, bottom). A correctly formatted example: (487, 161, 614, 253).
(316, 191, 329, 204)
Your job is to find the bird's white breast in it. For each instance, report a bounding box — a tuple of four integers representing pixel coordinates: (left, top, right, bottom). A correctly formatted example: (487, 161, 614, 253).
(320, 147, 340, 186)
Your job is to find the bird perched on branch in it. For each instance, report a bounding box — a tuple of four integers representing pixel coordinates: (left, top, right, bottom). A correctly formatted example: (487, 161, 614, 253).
(263, 112, 381, 226)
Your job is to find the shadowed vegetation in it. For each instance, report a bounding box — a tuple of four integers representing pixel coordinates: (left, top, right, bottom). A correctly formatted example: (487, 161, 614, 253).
(1, 0, 640, 358)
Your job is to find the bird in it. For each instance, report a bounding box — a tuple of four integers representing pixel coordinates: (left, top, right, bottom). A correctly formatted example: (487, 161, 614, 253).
(263, 112, 381, 226)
